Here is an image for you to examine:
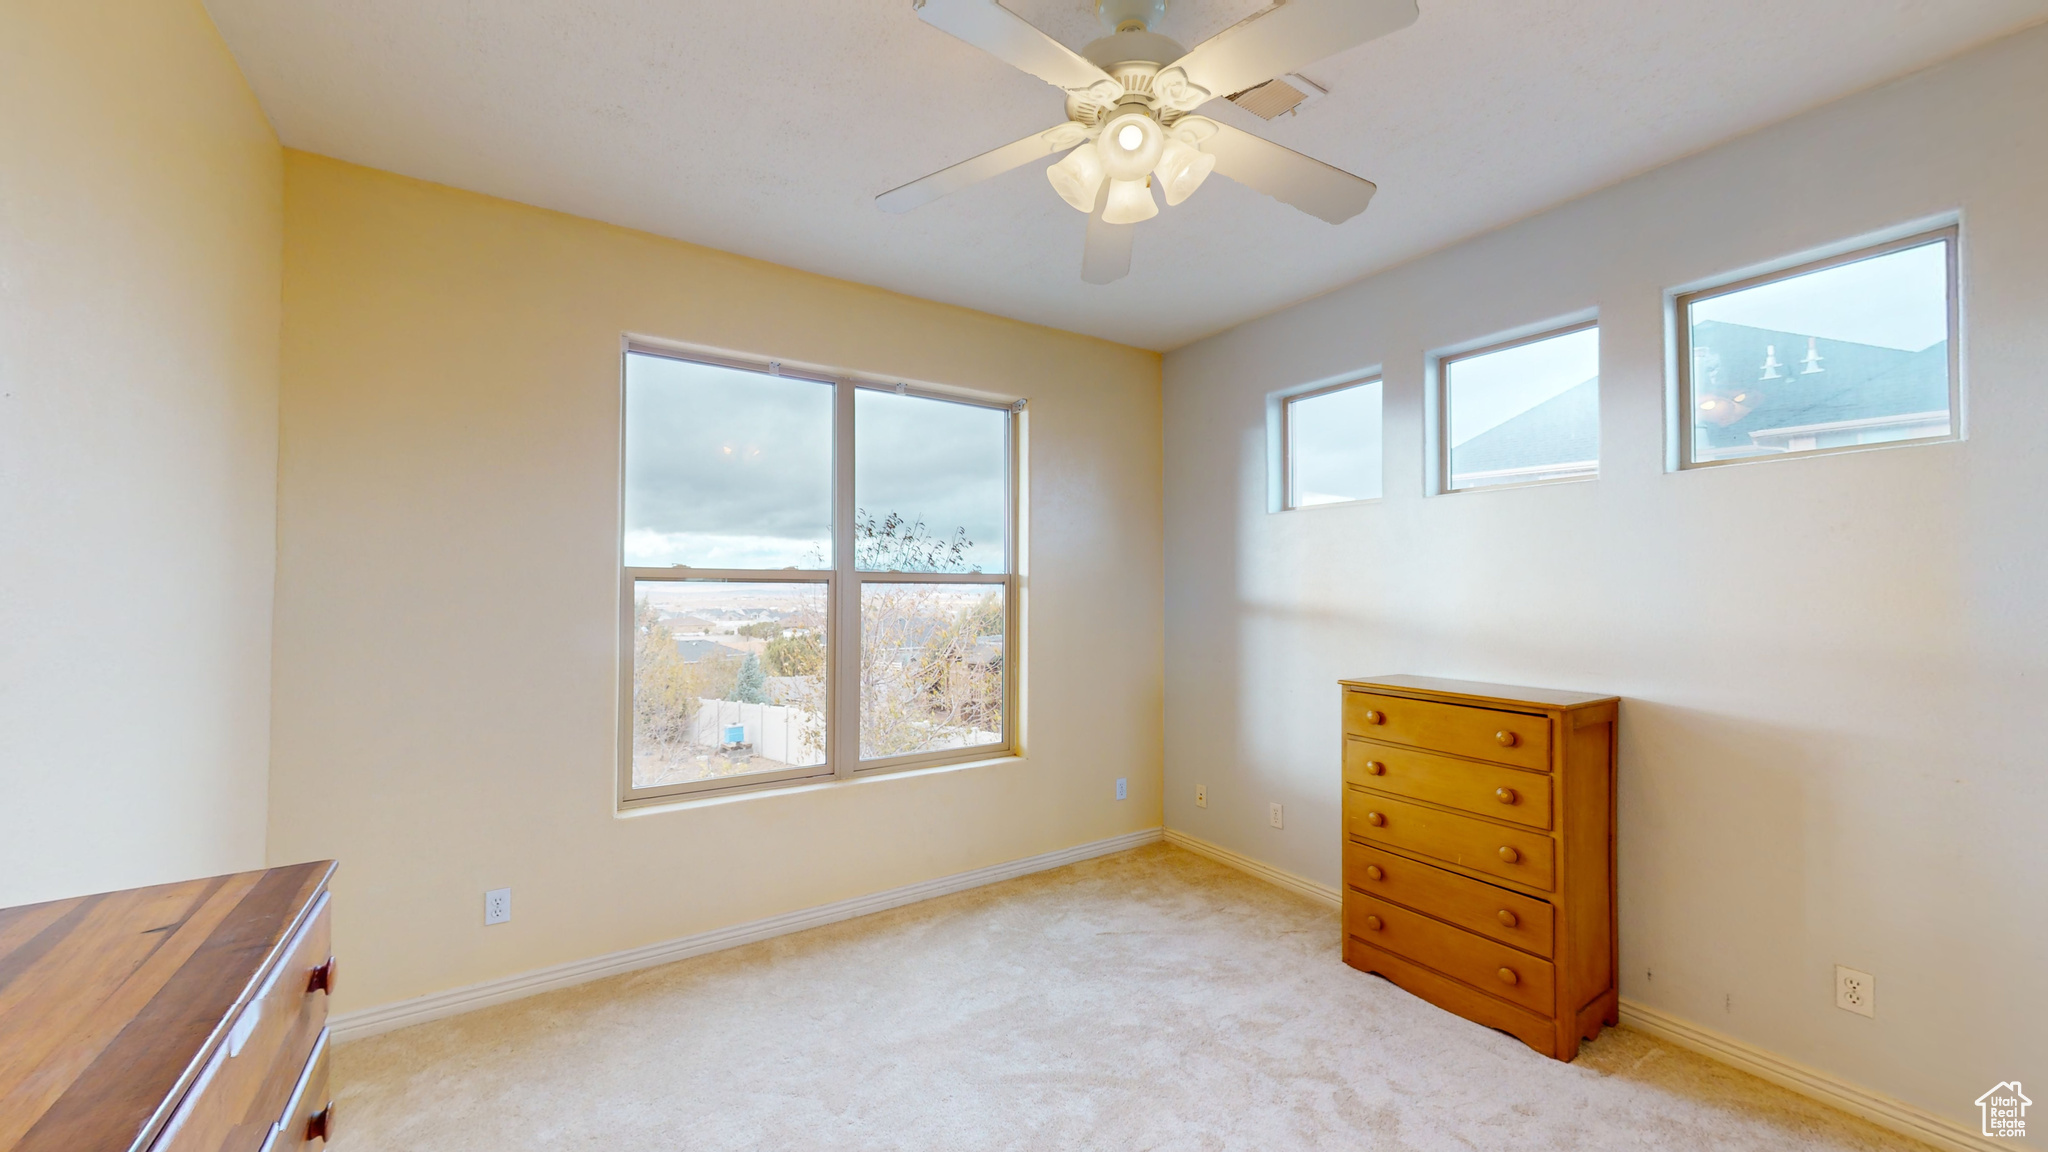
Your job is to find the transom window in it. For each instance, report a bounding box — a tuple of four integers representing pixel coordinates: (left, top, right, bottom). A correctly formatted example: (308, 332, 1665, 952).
(620, 345, 1018, 805)
(1282, 377, 1383, 508)
(1676, 227, 1958, 467)
(1440, 322, 1601, 492)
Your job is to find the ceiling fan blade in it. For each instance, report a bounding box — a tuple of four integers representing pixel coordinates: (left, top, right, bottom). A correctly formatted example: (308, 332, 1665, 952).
(1081, 182, 1134, 284)
(877, 124, 1085, 213)
(912, 0, 1117, 94)
(1202, 121, 1375, 224)
(1161, 0, 1418, 111)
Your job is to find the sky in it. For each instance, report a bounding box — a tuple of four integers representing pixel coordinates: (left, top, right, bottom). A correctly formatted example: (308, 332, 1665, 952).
(1690, 239, 1948, 352)
(1290, 380, 1383, 505)
(1448, 326, 1600, 447)
(622, 353, 1007, 571)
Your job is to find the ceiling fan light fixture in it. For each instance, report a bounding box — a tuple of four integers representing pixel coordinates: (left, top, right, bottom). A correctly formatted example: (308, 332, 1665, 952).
(1154, 138, 1216, 206)
(1046, 143, 1108, 213)
(1097, 109, 1164, 181)
(1101, 177, 1158, 224)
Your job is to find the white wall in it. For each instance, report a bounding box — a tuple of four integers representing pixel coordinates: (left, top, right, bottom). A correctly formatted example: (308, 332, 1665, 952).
(0, 0, 282, 906)
(270, 153, 1164, 1013)
(1163, 24, 2048, 1136)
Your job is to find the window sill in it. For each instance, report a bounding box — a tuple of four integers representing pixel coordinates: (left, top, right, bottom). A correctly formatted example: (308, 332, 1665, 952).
(616, 752, 1026, 819)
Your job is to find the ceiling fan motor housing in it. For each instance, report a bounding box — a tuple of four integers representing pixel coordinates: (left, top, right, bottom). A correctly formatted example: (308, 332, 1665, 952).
(1097, 0, 1168, 34)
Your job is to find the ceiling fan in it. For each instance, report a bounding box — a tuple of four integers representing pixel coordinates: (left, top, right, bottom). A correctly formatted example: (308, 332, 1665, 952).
(878, 0, 1418, 283)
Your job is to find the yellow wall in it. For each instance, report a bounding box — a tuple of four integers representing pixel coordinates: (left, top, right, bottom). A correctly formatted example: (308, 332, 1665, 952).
(0, 0, 282, 905)
(271, 152, 1165, 1013)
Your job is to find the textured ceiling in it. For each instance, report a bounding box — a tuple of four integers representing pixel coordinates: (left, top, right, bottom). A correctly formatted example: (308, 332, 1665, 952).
(204, 0, 2047, 350)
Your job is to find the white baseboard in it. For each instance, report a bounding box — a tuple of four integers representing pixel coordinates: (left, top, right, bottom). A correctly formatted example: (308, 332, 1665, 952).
(1154, 832, 1994, 1151)
(1161, 828, 1341, 907)
(331, 826, 1163, 1043)
(1619, 999, 2002, 1152)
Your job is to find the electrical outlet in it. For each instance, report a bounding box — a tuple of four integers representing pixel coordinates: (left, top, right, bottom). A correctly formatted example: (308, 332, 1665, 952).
(1268, 802, 1284, 829)
(1115, 777, 1127, 801)
(484, 887, 512, 926)
(1195, 784, 1207, 809)
(1835, 965, 1874, 1017)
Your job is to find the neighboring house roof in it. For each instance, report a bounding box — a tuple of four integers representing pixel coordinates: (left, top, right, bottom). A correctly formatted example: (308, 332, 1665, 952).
(1691, 321, 1949, 451)
(664, 615, 717, 633)
(1452, 377, 1599, 477)
(675, 639, 744, 662)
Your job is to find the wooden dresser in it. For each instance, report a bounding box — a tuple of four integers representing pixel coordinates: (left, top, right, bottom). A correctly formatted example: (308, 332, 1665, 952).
(1339, 675, 1617, 1061)
(0, 862, 338, 1152)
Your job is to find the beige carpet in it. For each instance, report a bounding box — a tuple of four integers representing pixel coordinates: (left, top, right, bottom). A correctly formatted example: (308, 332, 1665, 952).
(332, 844, 1932, 1151)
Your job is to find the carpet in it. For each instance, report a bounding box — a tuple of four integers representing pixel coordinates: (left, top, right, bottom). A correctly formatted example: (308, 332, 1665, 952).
(331, 843, 1931, 1150)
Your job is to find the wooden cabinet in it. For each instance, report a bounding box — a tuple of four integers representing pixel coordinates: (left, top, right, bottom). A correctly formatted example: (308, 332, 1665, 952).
(0, 862, 337, 1152)
(1340, 675, 1616, 1061)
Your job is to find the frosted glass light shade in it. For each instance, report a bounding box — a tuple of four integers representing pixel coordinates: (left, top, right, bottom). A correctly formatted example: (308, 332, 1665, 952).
(1097, 110, 1164, 181)
(1102, 178, 1158, 224)
(1046, 144, 1107, 213)
(1154, 139, 1217, 206)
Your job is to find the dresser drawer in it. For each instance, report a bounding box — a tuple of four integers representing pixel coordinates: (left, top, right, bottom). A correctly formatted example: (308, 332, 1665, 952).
(1344, 841, 1554, 958)
(261, 1033, 332, 1152)
(152, 894, 333, 1152)
(1346, 892, 1556, 1017)
(1343, 739, 1552, 828)
(1344, 691, 1551, 771)
(1345, 791, 1556, 890)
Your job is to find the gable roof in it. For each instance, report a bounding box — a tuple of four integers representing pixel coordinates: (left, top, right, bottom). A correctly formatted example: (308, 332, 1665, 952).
(1451, 377, 1598, 476)
(1690, 321, 1949, 449)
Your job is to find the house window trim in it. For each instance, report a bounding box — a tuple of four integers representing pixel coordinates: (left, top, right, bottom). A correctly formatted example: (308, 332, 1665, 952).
(1433, 318, 1601, 496)
(1672, 224, 1962, 472)
(615, 336, 1024, 809)
(1277, 374, 1385, 512)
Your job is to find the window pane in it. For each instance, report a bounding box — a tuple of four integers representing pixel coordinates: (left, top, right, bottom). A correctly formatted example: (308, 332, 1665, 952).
(1446, 327, 1600, 490)
(1688, 239, 1951, 463)
(859, 582, 1003, 760)
(623, 353, 833, 569)
(855, 390, 1007, 573)
(632, 580, 826, 788)
(1287, 381, 1382, 506)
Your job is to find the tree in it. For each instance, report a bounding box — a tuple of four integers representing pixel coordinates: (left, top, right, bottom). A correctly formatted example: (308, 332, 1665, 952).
(764, 631, 823, 677)
(632, 597, 700, 767)
(730, 652, 769, 704)
(855, 509, 976, 573)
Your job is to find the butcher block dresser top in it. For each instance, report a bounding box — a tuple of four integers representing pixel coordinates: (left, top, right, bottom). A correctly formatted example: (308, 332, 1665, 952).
(0, 861, 335, 1152)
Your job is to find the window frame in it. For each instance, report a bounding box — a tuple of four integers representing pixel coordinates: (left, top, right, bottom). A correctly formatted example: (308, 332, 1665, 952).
(616, 338, 1023, 808)
(1436, 319, 1602, 494)
(1279, 375, 1383, 511)
(1673, 224, 1961, 470)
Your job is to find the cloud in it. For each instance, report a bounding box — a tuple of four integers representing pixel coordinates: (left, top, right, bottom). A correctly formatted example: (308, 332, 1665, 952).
(624, 354, 1008, 572)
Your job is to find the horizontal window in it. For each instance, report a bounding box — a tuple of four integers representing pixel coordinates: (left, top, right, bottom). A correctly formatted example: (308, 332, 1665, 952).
(1441, 323, 1600, 492)
(1283, 377, 1383, 508)
(1677, 227, 1958, 467)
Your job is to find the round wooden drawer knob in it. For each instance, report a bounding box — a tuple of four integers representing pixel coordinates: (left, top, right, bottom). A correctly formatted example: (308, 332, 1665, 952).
(1366, 811, 1385, 827)
(1497, 967, 1519, 986)
(1366, 760, 1386, 775)
(307, 956, 337, 995)
(1364, 865, 1383, 881)
(1495, 730, 1518, 747)
(1496, 909, 1518, 928)
(1495, 787, 1517, 805)
(1363, 709, 1385, 724)
(1497, 845, 1520, 863)
(306, 1102, 335, 1142)
(1363, 915, 1382, 931)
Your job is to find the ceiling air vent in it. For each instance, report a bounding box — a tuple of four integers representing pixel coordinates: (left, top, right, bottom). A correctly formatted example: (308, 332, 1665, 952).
(1226, 72, 1327, 120)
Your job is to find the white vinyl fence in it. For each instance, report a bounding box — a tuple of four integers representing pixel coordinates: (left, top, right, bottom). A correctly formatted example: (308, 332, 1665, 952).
(687, 698, 823, 765)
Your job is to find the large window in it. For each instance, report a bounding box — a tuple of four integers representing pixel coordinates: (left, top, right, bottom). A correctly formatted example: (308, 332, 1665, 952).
(1677, 227, 1958, 467)
(1282, 377, 1382, 508)
(1440, 323, 1600, 492)
(620, 346, 1017, 804)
